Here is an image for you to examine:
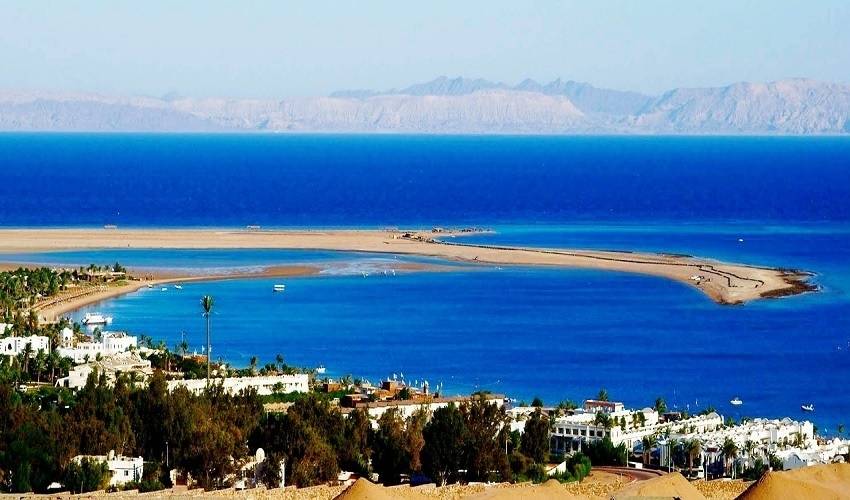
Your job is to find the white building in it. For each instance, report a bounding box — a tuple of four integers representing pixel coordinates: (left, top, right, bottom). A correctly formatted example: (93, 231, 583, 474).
(103, 331, 137, 353)
(58, 330, 138, 363)
(167, 374, 309, 396)
(72, 452, 143, 487)
(550, 400, 685, 453)
(340, 394, 506, 427)
(662, 417, 817, 474)
(0, 335, 50, 357)
(55, 351, 153, 390)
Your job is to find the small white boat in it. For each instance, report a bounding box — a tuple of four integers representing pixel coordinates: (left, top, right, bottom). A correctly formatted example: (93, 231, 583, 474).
(161, 287, 168, 291)
(315, 365, 326, 374)
(174, 285, 183, 290)
(273, 284, 286, 292)
(731, 397, 743, 406)
(147, 284, 153, 289)
(82, 312, 113, 325)
(802, 404, 814, 412)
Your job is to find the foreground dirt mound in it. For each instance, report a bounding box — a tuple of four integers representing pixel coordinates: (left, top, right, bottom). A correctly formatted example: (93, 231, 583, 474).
(610, 472, 706, 500)
(737, 463, 850, 500)
(334, 478, 401, 500)
(463, 479, 584, 500)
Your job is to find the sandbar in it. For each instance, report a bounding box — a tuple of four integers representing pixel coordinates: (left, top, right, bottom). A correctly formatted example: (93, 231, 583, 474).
(0, 228, 816, 313)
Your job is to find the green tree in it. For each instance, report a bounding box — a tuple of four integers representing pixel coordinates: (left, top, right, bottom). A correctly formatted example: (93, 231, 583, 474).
(685, 439, 701, 475)
(654, 397, 667, 414)
(61, 457, 110, 494)
(597, 388, 609, 402)
(585, 436, 627, 466)
(200, 295, 214, 384)
(422, 404, 468, 486)
(531, 396, 544, 407)
(520, 407, 550, 464)
(339, 408, 372, 474)
(248, 395, 340, 487)
(461, 395, 510, 482)
(641, 434, 658, 465)
(372, 408, 412, 485)
(722, 437, 739, 477)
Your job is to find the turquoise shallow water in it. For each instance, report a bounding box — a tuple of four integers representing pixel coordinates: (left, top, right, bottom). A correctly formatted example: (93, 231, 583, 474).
(1, 134, 848, 434)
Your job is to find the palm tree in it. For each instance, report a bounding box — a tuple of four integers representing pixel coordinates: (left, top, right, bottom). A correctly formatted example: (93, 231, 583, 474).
(20, 342, 33, 374)
(593, 410, 612, 440)
(249, 356, 258, 376)
(744, 439, 757, 468)
(33, 349, 47, 383)
(685, 439, 701, 475)
(47, 349, 60, 383)
(201, 295, 214, 384)
(641, 434, 658, 465)
(838, 424, 845, 439)
(722, 437, 739, 477)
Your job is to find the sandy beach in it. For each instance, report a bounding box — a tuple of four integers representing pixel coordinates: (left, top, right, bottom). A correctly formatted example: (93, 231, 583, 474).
(0, 228, 815, 313)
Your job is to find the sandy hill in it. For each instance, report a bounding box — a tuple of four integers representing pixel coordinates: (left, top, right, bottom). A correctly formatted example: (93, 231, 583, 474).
(736, 463, 850, 500)
(610, 472, 706, 500)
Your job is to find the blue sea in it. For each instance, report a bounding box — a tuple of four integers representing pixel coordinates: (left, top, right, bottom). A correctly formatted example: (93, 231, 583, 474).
(1, 134, 849, 435)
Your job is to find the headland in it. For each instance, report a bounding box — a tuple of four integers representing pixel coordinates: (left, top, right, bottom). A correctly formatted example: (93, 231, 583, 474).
(0, 228, 816, 312)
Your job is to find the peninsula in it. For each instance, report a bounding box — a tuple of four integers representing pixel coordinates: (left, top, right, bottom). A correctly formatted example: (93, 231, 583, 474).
(0, 228, 815, 309)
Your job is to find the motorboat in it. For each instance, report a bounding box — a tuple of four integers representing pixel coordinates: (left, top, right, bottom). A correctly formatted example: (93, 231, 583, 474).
(730, 397, 743, 406)
(161, 287, 168, 291)
(802, 404, 814, 412)
(174, 285, 183, 290)
(82, 312, 113, 325)
(273, 284, 286, 292)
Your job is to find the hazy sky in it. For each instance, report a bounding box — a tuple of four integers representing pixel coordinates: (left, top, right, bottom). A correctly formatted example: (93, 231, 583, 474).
(1, 1, 847, 99)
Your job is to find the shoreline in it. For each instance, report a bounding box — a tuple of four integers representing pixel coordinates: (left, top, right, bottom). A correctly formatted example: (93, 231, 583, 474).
(0, 228, 816, 314)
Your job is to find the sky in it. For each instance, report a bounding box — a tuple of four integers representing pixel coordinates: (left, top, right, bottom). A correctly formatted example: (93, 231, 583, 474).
(0, 0, 848, 99)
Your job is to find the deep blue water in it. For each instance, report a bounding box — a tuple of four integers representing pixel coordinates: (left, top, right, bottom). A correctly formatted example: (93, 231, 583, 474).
(1, 134, 849, 227)
(1, 134, 849, 435)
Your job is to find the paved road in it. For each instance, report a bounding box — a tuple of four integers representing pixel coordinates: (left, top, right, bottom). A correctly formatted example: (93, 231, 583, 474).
(593, 465, 666, 483)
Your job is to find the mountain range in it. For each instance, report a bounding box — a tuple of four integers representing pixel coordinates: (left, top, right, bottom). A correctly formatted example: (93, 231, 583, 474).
(2, 76, 849, 134)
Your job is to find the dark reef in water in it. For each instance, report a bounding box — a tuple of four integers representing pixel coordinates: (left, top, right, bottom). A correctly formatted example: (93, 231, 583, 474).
(760, 270, 819, 299)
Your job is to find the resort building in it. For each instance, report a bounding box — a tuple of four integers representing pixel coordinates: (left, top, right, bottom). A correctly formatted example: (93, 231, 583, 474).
(340, 393, 506, 426)
(71, 452, 143, 487)
(55, 351, 153, 390)
(166, 374, 309, 395)
(545, 398, 843, 473)
(0, 335, 50, 357)
(58, 328, 138, 363)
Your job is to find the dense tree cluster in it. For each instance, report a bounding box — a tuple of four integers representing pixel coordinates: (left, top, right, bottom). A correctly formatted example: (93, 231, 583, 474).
(0, 371, 263, 493)
(249, 393, 531, 488)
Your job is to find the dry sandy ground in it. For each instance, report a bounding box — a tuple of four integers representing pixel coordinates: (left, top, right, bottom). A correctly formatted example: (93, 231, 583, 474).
(0, 472, 753, 500)
(0, 228, 814, 308)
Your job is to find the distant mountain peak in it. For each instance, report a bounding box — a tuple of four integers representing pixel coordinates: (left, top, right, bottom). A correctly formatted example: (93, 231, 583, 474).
(398, 76, 510, 96)
(1, 77, 848, 134)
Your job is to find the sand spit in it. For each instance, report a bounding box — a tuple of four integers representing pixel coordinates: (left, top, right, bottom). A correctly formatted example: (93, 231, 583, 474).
(0, 228, 815, 306)
(27, 265, 321, 322)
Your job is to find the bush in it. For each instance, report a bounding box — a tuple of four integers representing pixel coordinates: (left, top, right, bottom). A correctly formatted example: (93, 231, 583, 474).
(550, 452, 592, 483)
(585, 437, 627, 466)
